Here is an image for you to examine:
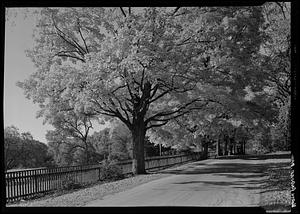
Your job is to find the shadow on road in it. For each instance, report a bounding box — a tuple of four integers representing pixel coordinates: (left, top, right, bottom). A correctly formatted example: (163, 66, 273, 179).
(159, 153, 291, 194)
(161, 162, 288, 175)
(215, 152, 291, 160)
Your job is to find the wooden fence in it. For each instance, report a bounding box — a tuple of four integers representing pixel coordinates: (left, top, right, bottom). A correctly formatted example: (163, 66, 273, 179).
(5, 152, 204, 203)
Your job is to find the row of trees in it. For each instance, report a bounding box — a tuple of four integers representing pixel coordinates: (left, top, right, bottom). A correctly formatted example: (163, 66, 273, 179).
(46, 118, 181, 167)
(4, 122, 178, 170)
(45, 119, 132, 166)
(13, 3, 291, 174)
(147, 3, 291, 156)
(4, 126, 54, 170)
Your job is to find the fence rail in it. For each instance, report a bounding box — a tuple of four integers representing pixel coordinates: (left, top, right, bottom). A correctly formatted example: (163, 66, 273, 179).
(5, 152, 205, 203)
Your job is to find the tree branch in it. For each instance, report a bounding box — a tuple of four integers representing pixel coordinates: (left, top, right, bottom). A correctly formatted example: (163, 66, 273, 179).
(146, 121, 169, 130)
(149, 88, 172, 104)
(55, 53, 86, 62)
(120, 7, 127, 17)
(77, 18, 89, 53)
(172, 7, 180, 16)
(275, 2, 287, 19)
(112, 84, 127, 94)
(53, 19, 85, 56)
(145, 99, 208, 124)
(112, 96, 132, 124)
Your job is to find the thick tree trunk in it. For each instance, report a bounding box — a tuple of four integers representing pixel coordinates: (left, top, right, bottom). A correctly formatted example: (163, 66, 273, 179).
(131, 122, 146, 175)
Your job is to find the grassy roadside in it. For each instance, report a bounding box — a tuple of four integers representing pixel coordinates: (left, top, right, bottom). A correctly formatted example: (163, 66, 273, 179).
(6, 173, 171, 207)
(260, 154, 291, 212)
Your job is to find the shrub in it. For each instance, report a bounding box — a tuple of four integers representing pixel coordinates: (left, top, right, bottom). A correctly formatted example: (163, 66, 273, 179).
(99, 160, 124, 181)
(60, 174, 82, 191)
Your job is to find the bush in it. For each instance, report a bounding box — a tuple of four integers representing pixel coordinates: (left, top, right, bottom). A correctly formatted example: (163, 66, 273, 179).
(99, 160, 124, 181)
(60, 174, 82, 191)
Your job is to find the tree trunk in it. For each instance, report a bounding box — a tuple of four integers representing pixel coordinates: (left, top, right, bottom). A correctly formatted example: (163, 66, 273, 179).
(242, 140, 246, 155)
(229, 137, 234, 155)
(233, 141, 236, 155)
(203, 142, 208, 158)
(221, 136, 224, 156)
(224, 135, 228, 156)
(216, 138, 221, 156)
(241, 141, 244, 155)
(131, 122, 146, 175)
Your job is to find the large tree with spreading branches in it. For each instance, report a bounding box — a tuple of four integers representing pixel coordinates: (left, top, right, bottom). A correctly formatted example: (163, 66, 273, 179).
(18, 6, 268, 174)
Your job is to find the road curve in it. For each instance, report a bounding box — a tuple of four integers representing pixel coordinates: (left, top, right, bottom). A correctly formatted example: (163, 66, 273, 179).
(86, 157, 270, 207)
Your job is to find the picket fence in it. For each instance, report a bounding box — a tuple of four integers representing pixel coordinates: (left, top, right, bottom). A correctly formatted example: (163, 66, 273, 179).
(5, 152, 204, 203)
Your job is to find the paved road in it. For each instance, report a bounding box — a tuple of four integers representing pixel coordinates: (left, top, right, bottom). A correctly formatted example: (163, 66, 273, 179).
(86, 157, 272, 206)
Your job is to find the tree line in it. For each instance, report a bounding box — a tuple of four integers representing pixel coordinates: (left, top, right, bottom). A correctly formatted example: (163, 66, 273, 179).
(4, 126, 53, 170)
(4, 121, 179, 170)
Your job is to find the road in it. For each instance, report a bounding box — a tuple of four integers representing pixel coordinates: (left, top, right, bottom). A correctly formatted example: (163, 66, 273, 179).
(86, 156, 272, 207)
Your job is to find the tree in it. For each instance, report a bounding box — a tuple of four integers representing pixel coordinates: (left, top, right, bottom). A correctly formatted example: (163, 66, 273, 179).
(89, 128, 111, 161)
(4, 126, 23, 170)
(18, 7, 268, 174)
(46, 111, 95, 164)
(46, 119, 102, 166)
(47, 138, 77, 166)
(4, 126, 54, 170)
(108, 120, 132, 160)
(260, 2, 291, 151)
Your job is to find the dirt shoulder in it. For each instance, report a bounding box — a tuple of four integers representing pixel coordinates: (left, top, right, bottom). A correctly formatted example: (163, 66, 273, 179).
(258, 152, 292, 212)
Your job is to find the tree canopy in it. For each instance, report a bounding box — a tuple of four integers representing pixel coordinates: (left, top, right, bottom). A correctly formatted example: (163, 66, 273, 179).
(4, 126, 54, 170)
(16, 5, 291, 173)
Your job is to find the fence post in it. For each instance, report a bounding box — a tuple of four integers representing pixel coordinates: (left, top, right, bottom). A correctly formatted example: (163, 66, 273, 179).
(34, 170, 38, 195)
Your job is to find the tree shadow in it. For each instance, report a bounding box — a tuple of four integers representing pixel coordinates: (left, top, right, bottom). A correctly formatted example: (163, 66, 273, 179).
(216, 153, 291, 160)
(173, 180, 263, 186)
(161, 162, 266, 175)
(159, 153, 291, 193)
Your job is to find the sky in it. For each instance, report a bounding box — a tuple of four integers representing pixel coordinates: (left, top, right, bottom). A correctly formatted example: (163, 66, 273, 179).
(4, 9, 53, 143)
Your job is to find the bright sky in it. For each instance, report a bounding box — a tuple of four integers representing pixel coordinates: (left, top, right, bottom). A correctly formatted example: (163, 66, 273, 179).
(4, 8, 53, 143)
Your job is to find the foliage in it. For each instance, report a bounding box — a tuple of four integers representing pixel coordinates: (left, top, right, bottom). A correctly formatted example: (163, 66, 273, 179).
(89, 128, 111, 161)
(4, 126, 55, 170)
(42, 102, 97, 165)
(270, 99, 291, 151)
(259, 2, 291, 152)
(46, 130, 102, 166)
(16, 5, 290, 173)
(247, 133, 270, 154)
(108, 120, 132, 160)
(60, 174, 83, 191)
(99, 159, 124, 181)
